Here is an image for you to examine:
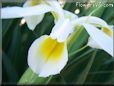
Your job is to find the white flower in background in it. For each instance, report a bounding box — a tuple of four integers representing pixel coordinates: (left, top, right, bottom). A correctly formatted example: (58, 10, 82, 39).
(22, 0, 45, 30)
(1, 0, 78, 30)
(28, 19, 73, 77)
(87, 25, 113, 49)
(84, 24, 113, 57)
(72, 16, 113, 57)
(1, 0, 64, 30)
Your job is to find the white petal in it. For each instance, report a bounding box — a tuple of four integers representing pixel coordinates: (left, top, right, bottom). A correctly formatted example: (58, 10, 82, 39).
(72, 16, 109, 28)
(28, 35, 48, 74)
(24, 14, 44, 30)
(23, 1, 44, 30)
(83, 23, 113, 56)
(28, 35, 68, 77)
(87, 37, 102, 49)
(109, 25, 114, 30)
(46, 0, 64, 20)
(63, 10, 78, 20)
(1, 4, 53, 19)
(50, 19, 73, 42)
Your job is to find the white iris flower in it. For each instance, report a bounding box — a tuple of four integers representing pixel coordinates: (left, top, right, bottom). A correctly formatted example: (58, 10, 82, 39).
(2, 0, 113, 78)
(28, 19, 73, 77)
(1, 0, 78, 77)
(72, 16, 113, 57)
(1, 0, 64, 30)
(27, 10, 77, 77)
(1, 0, 78, 30)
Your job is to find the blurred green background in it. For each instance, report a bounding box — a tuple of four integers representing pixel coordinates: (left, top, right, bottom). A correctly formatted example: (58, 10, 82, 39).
(2, 0, 114, 85)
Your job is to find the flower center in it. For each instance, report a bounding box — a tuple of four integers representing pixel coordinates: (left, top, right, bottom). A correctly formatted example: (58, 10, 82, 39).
(41, 36, 65, 62)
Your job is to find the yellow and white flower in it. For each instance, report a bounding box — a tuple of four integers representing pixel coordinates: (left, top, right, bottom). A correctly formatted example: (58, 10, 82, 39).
(72, 16, 113, 57)
(1, 0, 78, 77)
(1, 0, 64, 30)
(28, 19, 73, 77)
(1, 0, 78, 31)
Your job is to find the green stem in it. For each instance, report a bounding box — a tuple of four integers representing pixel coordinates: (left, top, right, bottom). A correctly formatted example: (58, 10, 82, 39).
(69, 45, 88, 57)
(45, 75, 53, 84)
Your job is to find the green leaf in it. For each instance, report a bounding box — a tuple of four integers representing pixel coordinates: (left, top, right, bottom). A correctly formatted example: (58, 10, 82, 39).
(18, 68, 52, 85)
(2, 20, 14, 37)
(102, 5, 114, 24)
(84, 50, 113, 84)
(86, 0, 108, 17)
(76, 50, 97, 84)
(61, 49, 95, 83)
(2, 52, 19, 82)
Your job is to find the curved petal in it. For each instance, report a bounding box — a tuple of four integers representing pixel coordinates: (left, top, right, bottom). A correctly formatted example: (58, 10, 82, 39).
(72, 16, 109, 28)
(83, 23, 113, 57)
(50, 19, 73, 42)
(28, 35, 68, 77)
(63, 10, 78, 21)
(87, 37, 102, 49)
(1, 4, 53, 19)
(46, 0, 64, 21)
(24, 15, 44, 30)
(23, 1, 44, 30)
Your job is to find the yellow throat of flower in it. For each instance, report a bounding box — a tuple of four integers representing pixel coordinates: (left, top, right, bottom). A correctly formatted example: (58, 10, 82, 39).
(41, 36, 65, 62)
(102, 27, 113, 37)
(31, 0, 43, 6)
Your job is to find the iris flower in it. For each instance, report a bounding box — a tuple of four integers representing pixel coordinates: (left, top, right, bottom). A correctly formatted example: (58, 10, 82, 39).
(1, 0, 113, 78)
(1, 0, 64, 30)
(27, 10, 77, 77)
(1, 0, 78, 77)
(72, 16, 113, 57)
(28, 19, 73, 77)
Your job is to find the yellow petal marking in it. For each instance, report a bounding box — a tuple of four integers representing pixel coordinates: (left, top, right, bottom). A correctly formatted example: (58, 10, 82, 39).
(102, 27, 113, 37)
(31, 0, 42, 6)
(41, 36, 65, 62)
